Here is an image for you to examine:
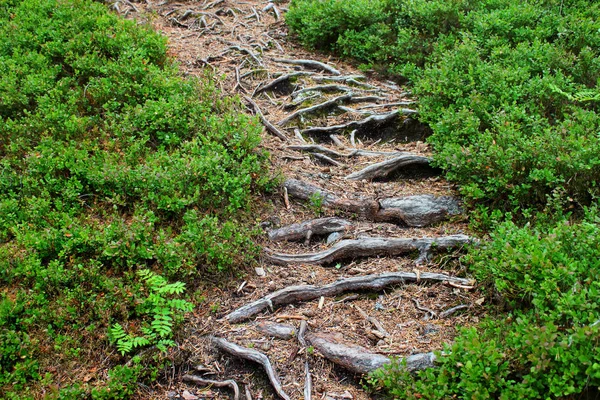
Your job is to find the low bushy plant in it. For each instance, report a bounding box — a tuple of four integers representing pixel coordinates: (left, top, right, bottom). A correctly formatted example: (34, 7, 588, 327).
(0, 0, 271, 396)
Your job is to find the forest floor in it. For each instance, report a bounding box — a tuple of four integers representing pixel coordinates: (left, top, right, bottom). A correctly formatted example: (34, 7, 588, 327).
(120, 1, 484, 398)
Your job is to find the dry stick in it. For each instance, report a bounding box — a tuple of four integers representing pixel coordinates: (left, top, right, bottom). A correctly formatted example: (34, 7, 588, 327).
(272, 58, 341, 75)
(245, 385, 252, 400)
(265, 235, 473, 266)
(211, 337, 291, 400)
(306, 333, 436, 374)
(278, 94, 352, 126)
(287, 144, 348, 158)
(440, 304, 470, 319)
(303, 110, 399, 136)
(267, 217, 351, 242)
(345, 153, 431, 181)
(354, 305, 389, 337)
(412, 298, 437, 319)
(253, 72, 313, 96)
(298, 321, 312, 400)
(242, 96, 287, 141)
(225, 271, 473, 323)
(182, 375, 241, 400)
(283, 187, 290, 209)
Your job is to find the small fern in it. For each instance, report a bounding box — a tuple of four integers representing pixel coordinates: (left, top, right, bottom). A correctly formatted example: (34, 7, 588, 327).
(108, 270, 193, 355)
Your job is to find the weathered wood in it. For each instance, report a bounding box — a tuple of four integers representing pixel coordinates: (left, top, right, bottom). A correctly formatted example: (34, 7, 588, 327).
(211, 337, 291, 400)
(376, 195, 461, 227)
(278, 94, 352, 126)
(243, 96, 287, 141)
(298, 321, 312, 400)
(182, 375, 241, 400)
(345, 154, 431, 181)
(273, 58, 341, 75)
(284, 179, 379, 218)
(225, 271, 473, 323)
(306, 333, 436, 374)
(268, 217, 352, 242)
(255, 322, 296, 340)
(302, 110, 399, 136)
(293, 84, 353, 97)
(284, 179, 461, 227)
(287, 144, 348, 158)
(265, 235, 473, 265)
(253, 72, 313, 96)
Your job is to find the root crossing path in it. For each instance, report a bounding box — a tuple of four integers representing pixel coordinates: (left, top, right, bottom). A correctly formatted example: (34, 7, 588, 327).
(123, 2, 482, 399)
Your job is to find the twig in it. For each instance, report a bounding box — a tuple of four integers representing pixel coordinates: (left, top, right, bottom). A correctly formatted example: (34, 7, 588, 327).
(182, 375, 241, 400)
(283, 187, 290, 209)
(354, 305, 389, 337)
(411, 299, 437, 319)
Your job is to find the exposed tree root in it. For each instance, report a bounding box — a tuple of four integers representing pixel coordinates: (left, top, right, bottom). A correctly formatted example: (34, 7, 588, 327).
(255, 322, 296, 339)
(302, 110, 400, 136)
(265, 235, 473, 265)
(306, 333, 436, 374)
(278, 94, 352, 126)
(243, 95, 288, 141)
(284, 179, 461, 226)
(345, 154, 431, 181)
(268, 217, 352, 242)
(182, 374, 241, 400)
(225, 271, 473, 323)
(273, 58, 341, 75)
(253, 72, 314, 96)
(211, 336, 291, 400)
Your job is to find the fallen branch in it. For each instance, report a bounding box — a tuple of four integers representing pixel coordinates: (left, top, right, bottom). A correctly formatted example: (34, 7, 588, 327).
(268, 217, 352, 242)
(265, 235, 473, 265)
(302, 110, 399, 136)
(273, 58, 341, 75)
(211, 337, 291, 400)
(306, 333, 436, 374)
(182, 375, 241, 400)
(243, 95, 287, 141)
(225, 271, 473, 323)
(345, 154, 431, 181)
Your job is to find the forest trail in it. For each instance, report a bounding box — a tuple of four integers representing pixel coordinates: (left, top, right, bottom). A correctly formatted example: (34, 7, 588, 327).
(122, 1, 482, 398)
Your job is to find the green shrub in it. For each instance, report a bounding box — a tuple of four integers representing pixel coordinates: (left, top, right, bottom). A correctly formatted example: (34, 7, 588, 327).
(369, 212, 600, 398)
(288, 0, 600, 216)
(0, 0, 270, 396)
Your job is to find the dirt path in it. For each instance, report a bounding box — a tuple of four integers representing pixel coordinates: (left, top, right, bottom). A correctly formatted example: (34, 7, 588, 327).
(120, 1, 483, 398)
